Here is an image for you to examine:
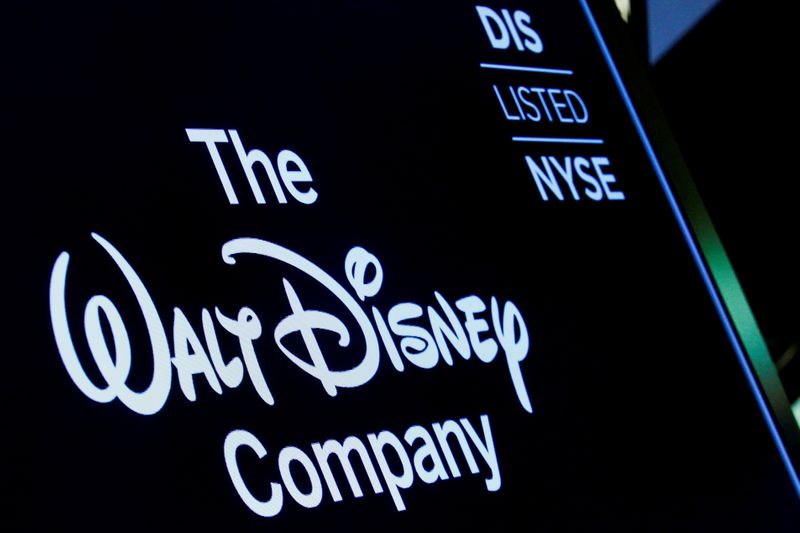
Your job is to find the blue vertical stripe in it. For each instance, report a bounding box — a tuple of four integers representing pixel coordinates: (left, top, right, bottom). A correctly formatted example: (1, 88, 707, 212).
(579, 0, 800, 496)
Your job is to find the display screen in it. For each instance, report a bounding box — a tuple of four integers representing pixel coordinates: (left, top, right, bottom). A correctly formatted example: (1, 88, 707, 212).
(4, 1, 798, 530)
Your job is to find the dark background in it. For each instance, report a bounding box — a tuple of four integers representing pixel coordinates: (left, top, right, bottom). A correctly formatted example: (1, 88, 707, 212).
(628, 0, 800, 406)
(1, 1, 798, 530)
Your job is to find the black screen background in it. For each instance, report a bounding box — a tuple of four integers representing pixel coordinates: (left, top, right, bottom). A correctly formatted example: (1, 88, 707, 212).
(2, 1, 798, 531)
